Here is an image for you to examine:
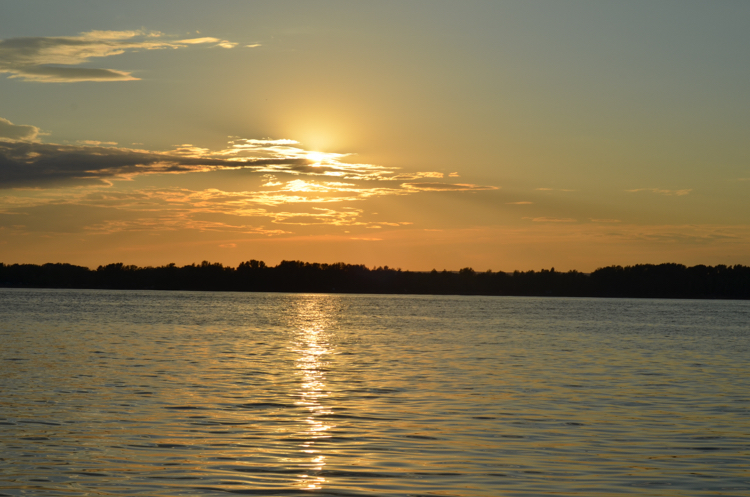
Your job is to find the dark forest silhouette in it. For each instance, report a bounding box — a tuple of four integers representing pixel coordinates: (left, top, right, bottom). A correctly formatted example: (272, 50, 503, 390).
(1, 260, 748, 299)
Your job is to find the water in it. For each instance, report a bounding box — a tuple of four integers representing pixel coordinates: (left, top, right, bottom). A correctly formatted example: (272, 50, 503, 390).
(0, 289, 748, 496)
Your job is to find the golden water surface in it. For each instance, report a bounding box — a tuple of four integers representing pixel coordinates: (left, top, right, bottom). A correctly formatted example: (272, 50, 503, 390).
(1, 289, 749, 496)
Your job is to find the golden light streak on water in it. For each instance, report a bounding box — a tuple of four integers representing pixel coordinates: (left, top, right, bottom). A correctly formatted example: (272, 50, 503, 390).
(290, 297, 337, 491)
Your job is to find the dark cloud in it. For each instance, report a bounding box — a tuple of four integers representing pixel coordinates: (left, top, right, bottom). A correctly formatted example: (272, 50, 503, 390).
(0, 117, 40, 141)
(0, 120, 498, 191)
(0, 134, 422, 188)
(0, 140, 310, 189)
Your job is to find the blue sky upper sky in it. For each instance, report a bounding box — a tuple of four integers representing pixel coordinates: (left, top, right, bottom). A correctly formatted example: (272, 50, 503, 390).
(1, 1, 749, 270)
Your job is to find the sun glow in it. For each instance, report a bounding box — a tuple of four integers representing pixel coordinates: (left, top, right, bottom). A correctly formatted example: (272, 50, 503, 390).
(306, 151, 327, 164)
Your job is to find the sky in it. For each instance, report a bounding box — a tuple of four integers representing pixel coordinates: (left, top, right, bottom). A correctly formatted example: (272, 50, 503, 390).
(0, 0, 749, 272)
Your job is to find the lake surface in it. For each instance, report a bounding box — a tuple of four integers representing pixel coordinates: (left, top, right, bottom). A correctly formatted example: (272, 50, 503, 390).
(0, 289, 748, 496)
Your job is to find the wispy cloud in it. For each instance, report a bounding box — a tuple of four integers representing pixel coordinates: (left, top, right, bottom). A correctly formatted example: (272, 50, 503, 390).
(604, 225, 741, 244)
(82, 217, 289, 236)
(401, 182, 498, 192)
(1, 184, 393, 217)
(0, 30, 239, 82)
(626, 188, 692, 196)
(506, 201, 533, 205)
(76, 140, 118, 146)
(523, 217, 577, 223)
(0, 180, 419, 234)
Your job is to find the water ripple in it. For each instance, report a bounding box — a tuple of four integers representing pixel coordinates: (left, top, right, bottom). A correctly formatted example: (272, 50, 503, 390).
(1, 289, 749, 496)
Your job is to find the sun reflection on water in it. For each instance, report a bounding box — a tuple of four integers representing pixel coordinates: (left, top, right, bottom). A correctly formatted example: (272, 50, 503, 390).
(289, 296, 338, 491)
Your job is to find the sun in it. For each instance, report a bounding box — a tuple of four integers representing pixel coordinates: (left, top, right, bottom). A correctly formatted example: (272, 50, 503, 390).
(306, 151, 327, 164)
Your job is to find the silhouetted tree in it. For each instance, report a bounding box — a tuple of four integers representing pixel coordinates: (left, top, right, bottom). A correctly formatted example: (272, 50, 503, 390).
(0, 261, 748, 299)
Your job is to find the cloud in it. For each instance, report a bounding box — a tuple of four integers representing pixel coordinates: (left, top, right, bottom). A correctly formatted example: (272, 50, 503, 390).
(506, 201, 533, 205)
(1, 137, 389, 189)
(0, 182, 420, 233)
(401, 182, 498, 192)
(77, 140, 118, 146)
(178, 37, 222, 44)
(626, 188, 692, 196)
(0, 126, 498, 191)
(0, 117, 40, 141)
(414, 171, 444, 179)
(523, 217, 577, 223)
(0, 30, 238, 82)
(281, 179, 356, 193)
(0, 140, 238, 188)
(16, 66, 136, 82)
(0, 117, 502, 234)
(82, 217, 289, 236)
(600, 225, 742, 245)
(255, 207, 368, 227)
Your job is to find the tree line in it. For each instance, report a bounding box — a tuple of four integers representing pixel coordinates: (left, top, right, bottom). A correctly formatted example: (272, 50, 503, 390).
(0, 260, 748, 299)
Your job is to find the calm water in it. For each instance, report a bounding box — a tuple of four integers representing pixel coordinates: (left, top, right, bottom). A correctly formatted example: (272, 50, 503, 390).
(0, 289, 749, 496)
